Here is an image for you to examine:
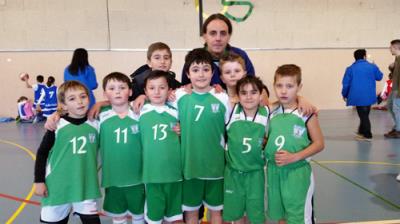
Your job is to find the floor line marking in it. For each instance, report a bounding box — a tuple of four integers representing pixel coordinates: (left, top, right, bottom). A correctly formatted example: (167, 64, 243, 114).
(0, 139, 37, 224)
(314, 160, 400, 166)
(312, 160, 400, 210)
(5, 186, 35, 224)
(0, 192, 40, 205)
(341, 220, 400, 224)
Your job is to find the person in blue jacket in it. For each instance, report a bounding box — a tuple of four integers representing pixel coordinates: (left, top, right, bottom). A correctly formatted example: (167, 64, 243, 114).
(342, 49, 383, 141)
(64, 48, 98, 109)
(181, 13, 255, 86)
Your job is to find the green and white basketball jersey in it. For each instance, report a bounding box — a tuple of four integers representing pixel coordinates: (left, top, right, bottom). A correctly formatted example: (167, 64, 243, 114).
(225, 104, 269, 172)
(42, 118, 100, 206)
(99, 106, 142, 187)
(172, 88, 230, 179)
(139, 103, 182, 183)
(265, 105, 312, 168)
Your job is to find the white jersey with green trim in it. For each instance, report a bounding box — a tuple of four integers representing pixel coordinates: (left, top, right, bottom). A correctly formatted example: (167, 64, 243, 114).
(139, 103, 182, 183)
(225, 104, 269, 172)
(171, 88, 230, 179)
(99, 107, 142, 188)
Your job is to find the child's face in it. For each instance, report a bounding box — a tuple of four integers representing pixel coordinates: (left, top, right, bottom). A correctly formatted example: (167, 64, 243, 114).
(274, 75, 301, 107)
(145, 77, 169, 106)
(147, 49, 172, 72)
(103, 79, 132, 107)
(221, 61, 246, 88)
(187, 62, 213, 92)
(61, 88, 89, 118)
(238, 83, 261, 112)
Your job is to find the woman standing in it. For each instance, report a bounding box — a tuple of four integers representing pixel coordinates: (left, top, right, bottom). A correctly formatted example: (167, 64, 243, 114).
(64, 48, 98, 108)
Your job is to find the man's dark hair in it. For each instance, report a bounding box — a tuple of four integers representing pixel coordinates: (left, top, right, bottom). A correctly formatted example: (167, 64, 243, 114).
(202, 13, 232, 35)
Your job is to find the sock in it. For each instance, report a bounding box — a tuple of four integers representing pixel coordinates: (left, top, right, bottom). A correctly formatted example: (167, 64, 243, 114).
(113, 217, 128, 224)
(132, 214, 145, 224)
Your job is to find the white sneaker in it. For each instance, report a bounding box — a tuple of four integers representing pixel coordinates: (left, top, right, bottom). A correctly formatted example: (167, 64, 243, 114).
(396, 173, 400, 182)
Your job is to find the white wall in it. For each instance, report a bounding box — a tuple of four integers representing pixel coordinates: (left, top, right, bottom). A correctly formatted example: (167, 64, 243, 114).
(0, 0, 399, 116)
(0, 0, 399, 50)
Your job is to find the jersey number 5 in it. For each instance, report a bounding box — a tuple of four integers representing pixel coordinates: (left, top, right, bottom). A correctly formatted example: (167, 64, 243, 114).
(70, 136, 87, 154)
(242, 137, 252, 153)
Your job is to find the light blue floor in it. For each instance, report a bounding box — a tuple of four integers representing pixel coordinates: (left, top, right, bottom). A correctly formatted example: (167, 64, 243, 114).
(0, 109, 399, 223)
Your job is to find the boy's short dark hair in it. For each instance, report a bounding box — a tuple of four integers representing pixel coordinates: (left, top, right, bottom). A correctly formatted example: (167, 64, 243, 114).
(202, 13, 232, 35)
(354, 49, 366, 60)
(219, 53, 246, 74)
(147, 42, 172, 60)
(236, 76, 264, 95)
(183, 48, 214, 75)
(36, 75, 44, 83)
(274, 64, 302, 85)
(144, 70, 171, 89)
(58, 81, 89, 104)
(102, 72, 132, 90)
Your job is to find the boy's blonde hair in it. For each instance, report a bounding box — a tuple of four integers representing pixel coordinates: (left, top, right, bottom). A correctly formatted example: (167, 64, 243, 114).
(274, 64, 302, 85)
(219, 53, 246, 72)
(57, 80, 89, 104)
(147, 42, 172, 60)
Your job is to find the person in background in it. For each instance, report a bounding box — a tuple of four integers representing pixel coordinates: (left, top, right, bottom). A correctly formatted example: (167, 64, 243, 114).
(64, 48, 98, 109)
(341, 49, 383, 141)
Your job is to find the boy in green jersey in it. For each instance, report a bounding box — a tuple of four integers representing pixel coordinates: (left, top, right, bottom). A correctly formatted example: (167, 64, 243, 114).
(139, 70, 183, 223)
(99, 72, 145, 224)
(34, 81, 101, 224)
(265, 64, 324, 224)
(223, 76, 269, 224)
(170, 48, 230, 224)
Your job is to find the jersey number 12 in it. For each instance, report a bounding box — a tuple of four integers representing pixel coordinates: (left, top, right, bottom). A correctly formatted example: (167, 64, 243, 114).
(70, 136, 87, 154)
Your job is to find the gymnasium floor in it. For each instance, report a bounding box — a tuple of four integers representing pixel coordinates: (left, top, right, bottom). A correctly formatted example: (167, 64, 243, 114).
(0, 109, 399, 224)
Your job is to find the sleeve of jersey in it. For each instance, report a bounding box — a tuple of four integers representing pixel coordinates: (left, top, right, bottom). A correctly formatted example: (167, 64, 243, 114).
(34, 131, 55, 183)
(169, 88, 187, 109)
(264, 105, 270, 134)
(211, 90, 230, 124)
